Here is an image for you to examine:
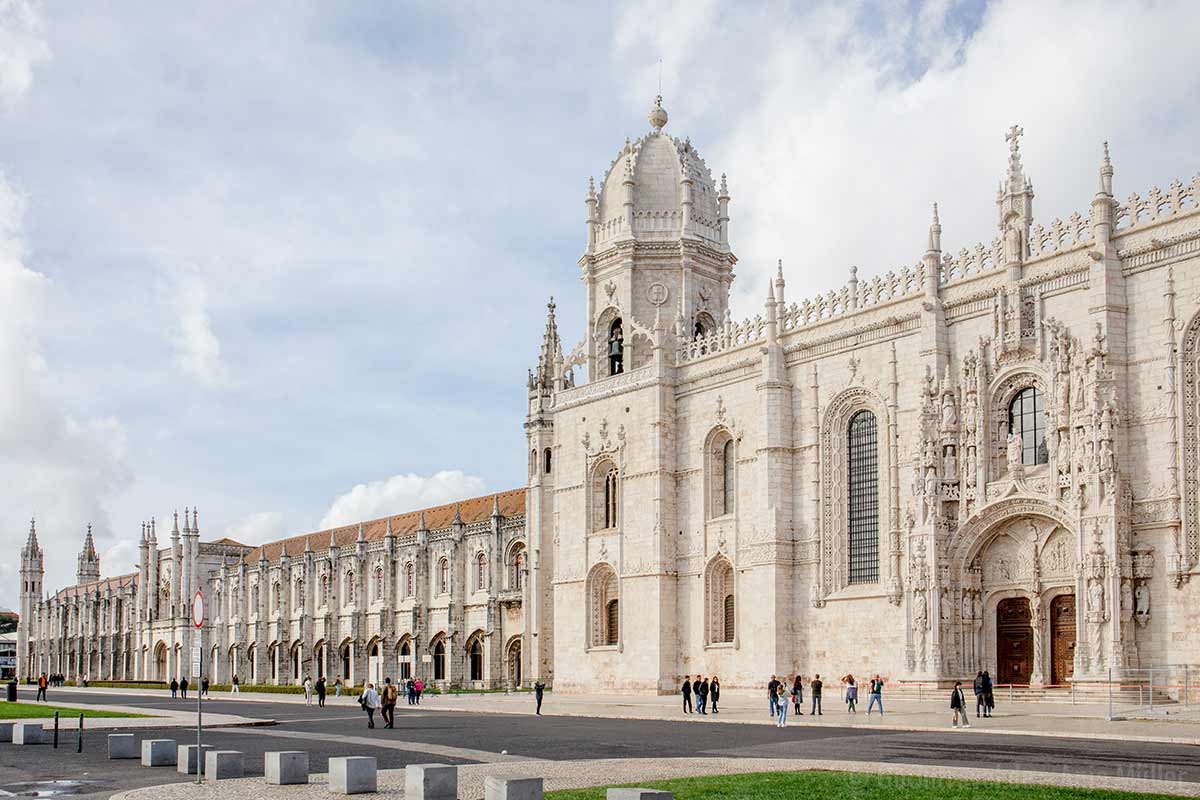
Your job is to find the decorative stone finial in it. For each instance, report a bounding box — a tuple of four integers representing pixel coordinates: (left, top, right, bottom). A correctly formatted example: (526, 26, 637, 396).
(648, 94, 668, 132)
(719, 173, 729, 197)
(1099, 141, 1114, 195)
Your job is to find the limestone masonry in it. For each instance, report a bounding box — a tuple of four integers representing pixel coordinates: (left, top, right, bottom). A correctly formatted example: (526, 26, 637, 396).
(18, 97, 1200, 693)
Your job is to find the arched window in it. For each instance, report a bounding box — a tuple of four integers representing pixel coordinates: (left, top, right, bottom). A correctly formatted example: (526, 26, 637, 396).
(1009, 387, 1048, 466)
(321, 575, 329, 607)
(294, 579, 303, 608)
(709, 431, 735, 518)
(476, 552, 487, 591)
(468, 637, 484, 681)
(272, 582, 281, 613)
(438, 559, 449, 595)
(706, 557, 735, 644)
(848, 410, 880, 585)
(373, 567, 384, 602)
(588, 565, 619, 648)
(543, 447, 553, 475)
(432, 638, 446, 681)
(345, 571, 355, 606)
(513, 548, 526, 591)
(405, 562, 414, 597)
(694, 320, 706, 339)
(608, 317, 624, 376)
(399, 640, 411, 680)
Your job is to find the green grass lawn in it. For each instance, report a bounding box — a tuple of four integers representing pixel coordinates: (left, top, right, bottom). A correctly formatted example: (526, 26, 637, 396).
(545, 771, 1187, 800)
(0, 702, 147, 720)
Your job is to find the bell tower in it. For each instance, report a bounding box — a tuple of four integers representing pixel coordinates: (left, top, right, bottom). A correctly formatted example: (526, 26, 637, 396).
(18, 518, 44, 680)
(579, 96, 735, 382)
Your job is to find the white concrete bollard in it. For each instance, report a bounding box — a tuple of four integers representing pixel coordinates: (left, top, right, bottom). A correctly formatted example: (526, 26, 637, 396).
(205, 750, 244, 780)
(265, 751, 310, 785)
(107, 733, 138, 759)
(177, 743, 214, 774)
(330, 756, 377, 795)
(485, 775, 544, 800)
(12, 723, 45, 745)
(0, 722, 15, 743)
(405, 763, 457, 800)
(606, 791, 674, 800)
(141, 739, 177, 766)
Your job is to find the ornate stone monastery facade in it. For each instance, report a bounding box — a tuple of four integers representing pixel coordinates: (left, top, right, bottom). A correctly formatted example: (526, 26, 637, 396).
(17, 97, 1200, 693)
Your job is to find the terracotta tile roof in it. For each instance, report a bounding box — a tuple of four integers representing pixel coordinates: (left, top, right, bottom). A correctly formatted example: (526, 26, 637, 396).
(52, 572, 138, 601)
(207, 537, 249, 547)
(242, 487, 526, 566)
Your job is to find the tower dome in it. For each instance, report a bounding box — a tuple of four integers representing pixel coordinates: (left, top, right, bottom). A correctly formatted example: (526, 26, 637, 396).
(590, 96, 726, 250)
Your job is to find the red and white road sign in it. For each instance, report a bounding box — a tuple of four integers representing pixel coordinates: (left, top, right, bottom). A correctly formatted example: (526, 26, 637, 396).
(192, 591, 204, 628)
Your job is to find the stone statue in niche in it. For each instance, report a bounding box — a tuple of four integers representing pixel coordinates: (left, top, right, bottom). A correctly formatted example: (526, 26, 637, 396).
(912, 589, 928, 629)
(941, 392, 958, 432)
(1007, 433, 1024, 475)
(1120, 580, 1133, 617)
(943, 446, 958, 480)
(1134, 582, 1151, 626)
(962, 591, 973, 620)
(1088, 577, 1105, 615)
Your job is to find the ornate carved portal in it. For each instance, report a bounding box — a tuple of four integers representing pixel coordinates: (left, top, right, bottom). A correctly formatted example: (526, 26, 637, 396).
(1050, 593, 1076, 686)
(996, 597, 1032, 685)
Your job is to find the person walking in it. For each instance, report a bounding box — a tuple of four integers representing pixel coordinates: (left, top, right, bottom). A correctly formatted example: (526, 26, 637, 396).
(698, 677, 710, 715)
(201, 676, 209, 698)
(710, 676, 720, 714)
(973, 671, 986, 718)
(810, 674, 823, 715)
(334, 675, 343, 699)
(792, 674, 804, 716)
(982, 670, 995, 718)
(180, 676, 189, 700)
(843, 674, 858, 713)
(36, 673, 47, 702)
(867, 674, 884, 715)
(775, 681, 789, 727)
(406, 678, 415, 705)
(316, 676, 327, 707)
(303, 674, 314, 706)
(681, 675, 693, 714)
(231, 674, 240, 694)
(382, 678, 399, 728)
(691, 676, 703, 714)
(170, 677, 178, 699)
(360, 682, 381, 729)
(413, 678, 424, 704)
(951, 681, 970, 728)
(534, 680, 545, 715)
(767, 674, 780, 718)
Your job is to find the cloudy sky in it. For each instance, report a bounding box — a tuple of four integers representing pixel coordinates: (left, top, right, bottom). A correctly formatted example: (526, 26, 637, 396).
(1, 0, 1198, 608)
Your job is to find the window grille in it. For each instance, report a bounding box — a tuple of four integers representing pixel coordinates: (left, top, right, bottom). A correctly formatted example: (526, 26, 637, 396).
(1009, 387, 1048, 465)
(847, 410, 880, 585)
(722, 593, 735, 643)
(722, 439, 735, 515)
(605, 599, 619, 645)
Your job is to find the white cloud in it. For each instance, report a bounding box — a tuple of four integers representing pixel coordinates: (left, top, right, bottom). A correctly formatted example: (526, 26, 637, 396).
(224, 511, 286, 546)
(171, 274, 227, 386)
(0, 0, 50, 108)
(319, 471, 488, 530)
(0, 172, 133, 607)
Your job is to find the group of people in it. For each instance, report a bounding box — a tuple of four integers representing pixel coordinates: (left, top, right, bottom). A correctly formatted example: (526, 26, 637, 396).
(168, 676, 210, 699)
(355, 677, 427, 728)
(761, 674, 885, 726)
(679, 675, 721, 714)
(949, 670, 997, 727)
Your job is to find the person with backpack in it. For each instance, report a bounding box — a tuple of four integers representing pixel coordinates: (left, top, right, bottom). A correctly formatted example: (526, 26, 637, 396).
(951, 681, 970, 728)
(359, 682, 381, 729)
(381, 677, 398, 728)
(316, 676, 327, 707)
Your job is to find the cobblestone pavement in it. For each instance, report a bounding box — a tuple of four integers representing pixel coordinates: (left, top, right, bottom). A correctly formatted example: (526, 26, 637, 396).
(111, 757, 1200, 800)
(4, 689, 1200, 799)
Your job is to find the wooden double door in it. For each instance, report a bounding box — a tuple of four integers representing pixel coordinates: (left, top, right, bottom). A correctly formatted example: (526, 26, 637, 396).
(996, 597, 1032, 685)
(1050, 594, 1076, 686)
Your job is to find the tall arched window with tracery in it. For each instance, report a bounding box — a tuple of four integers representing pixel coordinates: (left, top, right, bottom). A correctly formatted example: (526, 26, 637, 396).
(321, 575, 329, 607)
(510, 544, 526, 591)
(705, 556, 735, 644)
(587, 564, 619, 648)
(438, 558, 449, 595)
(272, 582, 281, 613)
(344, 571, 355, 606)
(373, 567, 384, 602)
(592, 460, 619, 531)
(476, 552, 487, 591)
(1009, 386, 1048, 465)
(848, 409, 880, 585)
(405, 562, 414, 598)
(708, 430, 736, 518)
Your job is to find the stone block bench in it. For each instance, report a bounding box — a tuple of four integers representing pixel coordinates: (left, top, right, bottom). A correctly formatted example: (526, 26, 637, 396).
(486, 775, 544, 800)
(0, 722, 14, 743)
(141, 739, 176, 766)
(108, 733, 138, 759)
(330, 756, 376, 795)
(265, 751, 309, 785)
(406, 763, 456, 800)
(12, 723, 45, 745)
(205, 750, 244, 780)
(607, 791, 674, 800)
(178, 744, 214, 775)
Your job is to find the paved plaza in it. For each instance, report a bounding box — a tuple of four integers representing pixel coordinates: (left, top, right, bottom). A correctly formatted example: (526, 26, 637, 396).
(3, 687, 1200, 798)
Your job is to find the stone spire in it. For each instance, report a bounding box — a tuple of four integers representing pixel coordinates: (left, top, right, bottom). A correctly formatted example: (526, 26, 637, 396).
(77, 523, 101, 585)
(927, 202, 942, 254)
(1098, 141, 1114, 197)
(997, 124, 1034, 269)
(23, 517, 40, 557)
(531, 297, 562, 408)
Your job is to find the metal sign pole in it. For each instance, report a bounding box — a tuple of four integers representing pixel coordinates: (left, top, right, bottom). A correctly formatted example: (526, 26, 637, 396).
(192, 590, 204, 785)
(197, 647, 202, 784)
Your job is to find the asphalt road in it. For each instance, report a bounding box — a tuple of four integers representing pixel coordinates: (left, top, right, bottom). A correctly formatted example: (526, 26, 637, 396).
(2, 690, 1199, 798)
